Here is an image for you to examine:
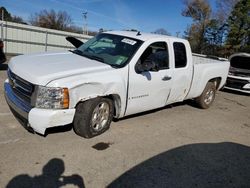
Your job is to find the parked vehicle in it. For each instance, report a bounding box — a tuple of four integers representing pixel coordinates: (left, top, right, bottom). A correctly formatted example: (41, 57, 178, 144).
(225, 53, 250, 94)
(0, 40, 6, 64)
(4, 31, 230, 138)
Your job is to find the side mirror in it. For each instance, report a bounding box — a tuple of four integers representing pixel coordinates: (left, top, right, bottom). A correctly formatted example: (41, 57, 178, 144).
(66, 36, 84, 48)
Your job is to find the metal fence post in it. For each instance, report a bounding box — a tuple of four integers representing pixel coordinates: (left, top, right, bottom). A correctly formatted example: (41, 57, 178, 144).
(1, 21, 3, 41)
(4, 21, 7, 54)
(45, 31, 48, 51)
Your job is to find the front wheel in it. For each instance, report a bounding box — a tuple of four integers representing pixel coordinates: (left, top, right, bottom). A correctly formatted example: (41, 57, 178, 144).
(195, 82, 216, 109)
(73, 97, 114, 138)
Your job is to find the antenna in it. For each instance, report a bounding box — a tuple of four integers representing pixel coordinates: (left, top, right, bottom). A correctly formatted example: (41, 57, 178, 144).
(83, 11, 88, 35)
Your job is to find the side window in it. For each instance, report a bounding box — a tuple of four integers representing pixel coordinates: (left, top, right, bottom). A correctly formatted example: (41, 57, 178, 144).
(173, 42, 187, 68)
(139, 42, 169, 70)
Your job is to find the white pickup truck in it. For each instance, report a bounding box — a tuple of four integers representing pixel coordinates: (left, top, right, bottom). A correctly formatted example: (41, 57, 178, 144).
(4, 31, 229, 138)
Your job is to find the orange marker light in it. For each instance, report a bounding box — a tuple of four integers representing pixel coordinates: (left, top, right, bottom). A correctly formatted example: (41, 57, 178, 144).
(63, 88, 69, 109)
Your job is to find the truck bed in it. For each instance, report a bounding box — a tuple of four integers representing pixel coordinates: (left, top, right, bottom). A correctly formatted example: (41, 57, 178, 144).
(185, 54, 230, 100)
(192, 53, 228, 64)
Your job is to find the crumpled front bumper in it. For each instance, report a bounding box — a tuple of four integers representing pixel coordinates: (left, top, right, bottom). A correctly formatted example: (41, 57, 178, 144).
(225, 76, 250, 94)
(4, 80, 75, 135)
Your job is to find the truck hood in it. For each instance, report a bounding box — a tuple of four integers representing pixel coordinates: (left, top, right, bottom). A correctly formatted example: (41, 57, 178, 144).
(8, 51, 113, 86)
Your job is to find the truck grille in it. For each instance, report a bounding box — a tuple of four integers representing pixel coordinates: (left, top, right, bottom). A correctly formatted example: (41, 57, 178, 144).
(7, 69, 34, 104)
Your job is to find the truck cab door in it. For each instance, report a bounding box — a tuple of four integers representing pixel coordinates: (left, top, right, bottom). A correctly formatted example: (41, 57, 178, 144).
(125, 41, 173, 116)
(166, 41, 193, 104)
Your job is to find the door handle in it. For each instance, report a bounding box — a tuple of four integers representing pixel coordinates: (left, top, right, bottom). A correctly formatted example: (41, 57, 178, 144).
(162, 76, 172, 81)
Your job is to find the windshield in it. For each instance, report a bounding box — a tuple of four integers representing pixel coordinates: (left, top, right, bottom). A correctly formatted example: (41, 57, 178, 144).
(73, 33, 143, 68)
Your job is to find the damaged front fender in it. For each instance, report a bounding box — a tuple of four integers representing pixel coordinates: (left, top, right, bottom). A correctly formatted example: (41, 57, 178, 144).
(46, 67, 129, 119)
(71, 82, 123, 118)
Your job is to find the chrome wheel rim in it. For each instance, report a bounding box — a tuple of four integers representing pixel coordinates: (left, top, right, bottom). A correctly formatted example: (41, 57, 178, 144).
(91, 102, 110, 131)
(204, 89, 214, 105)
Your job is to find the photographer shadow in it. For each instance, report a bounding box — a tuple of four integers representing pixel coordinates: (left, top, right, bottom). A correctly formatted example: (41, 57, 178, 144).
(7, 158, 85, 188)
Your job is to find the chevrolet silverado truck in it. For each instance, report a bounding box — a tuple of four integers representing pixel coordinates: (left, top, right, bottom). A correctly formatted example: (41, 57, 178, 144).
(225, 53, 250, 93)
(4, 31, 230, 138)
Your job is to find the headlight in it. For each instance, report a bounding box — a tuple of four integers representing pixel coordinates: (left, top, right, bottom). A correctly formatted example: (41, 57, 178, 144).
(35, 86, 69, 109)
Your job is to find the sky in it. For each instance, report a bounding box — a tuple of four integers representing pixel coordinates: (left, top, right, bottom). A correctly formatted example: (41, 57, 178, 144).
(0, 0, 217, 36)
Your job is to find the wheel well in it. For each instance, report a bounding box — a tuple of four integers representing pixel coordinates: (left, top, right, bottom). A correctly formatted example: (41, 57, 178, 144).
(104, 94, 121, 118)
(75, 95, 121, 118)
(208, 77, 221, 90)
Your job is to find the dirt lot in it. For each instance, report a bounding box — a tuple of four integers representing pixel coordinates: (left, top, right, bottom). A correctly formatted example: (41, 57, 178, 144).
(0, 62, 250, 188)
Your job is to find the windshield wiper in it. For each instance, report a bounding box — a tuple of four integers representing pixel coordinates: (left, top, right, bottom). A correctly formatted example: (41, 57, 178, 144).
(70, 50, 103, 62)
(88, 55, 119, 68)
(69, 49, 84, 56)
(70, 50, 117, 68)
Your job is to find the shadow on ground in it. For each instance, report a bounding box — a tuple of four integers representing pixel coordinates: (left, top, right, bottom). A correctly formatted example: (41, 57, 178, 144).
(6, 158, 85, 188)
(108, 142, 250, 188)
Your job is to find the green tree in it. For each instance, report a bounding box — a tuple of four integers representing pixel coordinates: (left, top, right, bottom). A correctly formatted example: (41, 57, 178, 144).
(216, 0, 240, 23)
(0, 6, 26, 24)
(182, 0, 211, 53)
(204, 19, 226, 55)
(226, 0, 250, 53)
(0, 7, 12, 21)
(204, 0, 240, 57)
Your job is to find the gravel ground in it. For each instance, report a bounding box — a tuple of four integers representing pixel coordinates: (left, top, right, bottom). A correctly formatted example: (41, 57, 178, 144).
(0, 61, 250, 188)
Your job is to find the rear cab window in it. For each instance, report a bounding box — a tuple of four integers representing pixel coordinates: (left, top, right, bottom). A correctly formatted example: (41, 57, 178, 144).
(173, 42, 187, 68)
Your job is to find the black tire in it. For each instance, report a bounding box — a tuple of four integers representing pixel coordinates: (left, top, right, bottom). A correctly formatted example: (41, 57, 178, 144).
(195, 82, 216, 109)
(73, 97, 114, 138)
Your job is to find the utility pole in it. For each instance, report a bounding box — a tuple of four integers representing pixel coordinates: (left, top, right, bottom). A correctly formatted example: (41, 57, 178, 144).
(83, 12, 88, 35)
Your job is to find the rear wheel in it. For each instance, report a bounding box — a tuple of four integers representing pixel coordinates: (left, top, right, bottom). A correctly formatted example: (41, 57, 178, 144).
(73, 97, 114, 138)
(195, 82, 216, 109)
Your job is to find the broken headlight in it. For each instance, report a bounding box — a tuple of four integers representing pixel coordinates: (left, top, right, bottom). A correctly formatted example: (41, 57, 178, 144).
(35, 86, 69, 109)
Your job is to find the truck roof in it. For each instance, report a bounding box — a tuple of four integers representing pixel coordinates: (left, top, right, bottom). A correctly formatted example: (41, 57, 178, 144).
(105, 30, 182, 42)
